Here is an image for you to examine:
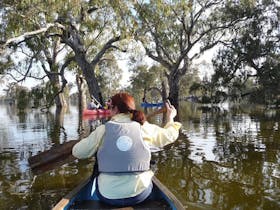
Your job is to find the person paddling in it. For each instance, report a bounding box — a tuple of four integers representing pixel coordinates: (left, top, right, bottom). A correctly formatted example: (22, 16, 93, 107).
(72, 92, 181, 206)
(88, 95, 103, 110)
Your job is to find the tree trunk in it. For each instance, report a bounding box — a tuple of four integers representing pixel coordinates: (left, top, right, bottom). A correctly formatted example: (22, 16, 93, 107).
(168, 73, 180, 109)
(54, 84, 67, 109)
(47, 72, 67, 110)
(74, 54, 102, 105)
(76, 74, 87, 111)
(76, 74, 88, 135)
(161, 81, 167, 102)
(55, 107, 67, 144)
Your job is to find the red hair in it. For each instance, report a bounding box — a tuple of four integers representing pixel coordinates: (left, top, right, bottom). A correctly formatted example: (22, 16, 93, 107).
(111, 92, 146, 125)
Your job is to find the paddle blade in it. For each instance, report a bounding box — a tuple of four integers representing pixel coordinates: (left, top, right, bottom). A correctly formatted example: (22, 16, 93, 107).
(28, 140, 78, 169)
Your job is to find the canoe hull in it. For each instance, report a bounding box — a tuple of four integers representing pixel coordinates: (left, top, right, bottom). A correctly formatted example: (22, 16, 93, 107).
(83, 109, 111, 116)
(53, 176, 184, 210)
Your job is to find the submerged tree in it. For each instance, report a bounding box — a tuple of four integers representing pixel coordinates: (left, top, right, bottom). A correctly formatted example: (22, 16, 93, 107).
(131, 0, 251, 108)
(129, 64, 167, 103)
(0, 0, 129, 108)
(0, 1, 72, 109)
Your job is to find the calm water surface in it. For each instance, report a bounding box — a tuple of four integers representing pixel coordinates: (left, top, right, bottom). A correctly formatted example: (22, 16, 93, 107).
(0, 102, 279, 210)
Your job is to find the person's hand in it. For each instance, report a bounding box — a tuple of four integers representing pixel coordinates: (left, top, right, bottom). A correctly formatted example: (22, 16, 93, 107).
(165, 100, 177, 122)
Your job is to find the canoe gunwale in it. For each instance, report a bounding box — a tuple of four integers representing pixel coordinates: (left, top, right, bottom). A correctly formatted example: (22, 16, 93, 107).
(53, 177, 90, 210)
(152, 176, 185, 210)
(83, 109, 111, 116)
(53, 176, 184, 210)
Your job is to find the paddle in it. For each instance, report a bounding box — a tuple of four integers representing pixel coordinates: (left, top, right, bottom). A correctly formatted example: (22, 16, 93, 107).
(28, 104, 167, 170)
(28, 140, 78, 169)
(91, 95, 102, 108)
(31, 153, 76, 175)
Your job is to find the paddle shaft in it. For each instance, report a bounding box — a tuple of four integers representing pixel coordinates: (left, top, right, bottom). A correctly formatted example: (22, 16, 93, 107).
(91, 95, 102, 107)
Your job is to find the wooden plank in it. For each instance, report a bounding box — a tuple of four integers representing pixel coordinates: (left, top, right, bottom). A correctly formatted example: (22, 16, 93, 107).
(31, 154, 76, 175)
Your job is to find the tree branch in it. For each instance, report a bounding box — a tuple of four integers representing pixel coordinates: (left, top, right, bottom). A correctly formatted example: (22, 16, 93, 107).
(0, 23, 65, 51)
(145, 47, 172, 69)
(90, 36, 121, 66)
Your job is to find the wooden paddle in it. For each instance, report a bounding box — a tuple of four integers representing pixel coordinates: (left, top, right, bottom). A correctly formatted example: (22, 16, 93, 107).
(91, 95, 102, 107)
(28, 140, 79, 169)
(31, 153, 77, 175)
(28, 105, 167, 170)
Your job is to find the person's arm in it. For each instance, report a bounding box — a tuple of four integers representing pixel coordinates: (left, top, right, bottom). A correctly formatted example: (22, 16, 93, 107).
(142, 101, 181, 148)
(142, 121, 181, 148)
(72, 125, 105, 159)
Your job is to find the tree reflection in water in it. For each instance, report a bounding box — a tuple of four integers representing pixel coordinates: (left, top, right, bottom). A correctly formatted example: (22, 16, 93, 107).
(156, 102, 280, 210)
(0, 102, 279, 209)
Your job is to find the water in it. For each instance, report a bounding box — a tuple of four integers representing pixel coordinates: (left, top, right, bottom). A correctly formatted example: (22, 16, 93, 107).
(0, 102, 279, 209)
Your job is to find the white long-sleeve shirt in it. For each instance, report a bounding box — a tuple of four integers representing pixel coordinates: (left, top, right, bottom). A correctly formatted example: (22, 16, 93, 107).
(72, 113, 181, 199)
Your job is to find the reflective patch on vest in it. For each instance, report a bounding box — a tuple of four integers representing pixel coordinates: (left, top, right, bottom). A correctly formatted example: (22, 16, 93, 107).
(116, 136, 133, 151)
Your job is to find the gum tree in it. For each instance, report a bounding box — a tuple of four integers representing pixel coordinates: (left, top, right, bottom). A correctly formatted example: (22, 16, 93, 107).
(212, 0, 280, 104)
(132, 0, 247, 108)
(0, 0, 129, 109)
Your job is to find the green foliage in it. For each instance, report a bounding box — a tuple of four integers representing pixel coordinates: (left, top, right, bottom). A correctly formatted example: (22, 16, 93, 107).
(2, 0, 278, 108)
(44, 81, 56, 107)
(29, 85, 45, 108)
(133, 0, 193, 62)
(97, 55, 122, 98)
(212, 0, 279, 104)
(189, 82, 202, 95)
(129, 64, 164, 101)
(1, 0, 130, 107)
(15, 86, 29, 110)
(179, 66, 200, 97)
(130, 0, 242, 108)
(0, 55, 13, 74)
(201, 95, 212, 104)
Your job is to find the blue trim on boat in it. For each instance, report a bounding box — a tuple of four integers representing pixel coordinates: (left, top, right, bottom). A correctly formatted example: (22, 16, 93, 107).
(141, 102, 164, 108)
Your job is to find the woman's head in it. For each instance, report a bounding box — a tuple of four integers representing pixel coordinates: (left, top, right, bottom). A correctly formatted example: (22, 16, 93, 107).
(110, 92, 146, 124)
(110, 92, 135, 113)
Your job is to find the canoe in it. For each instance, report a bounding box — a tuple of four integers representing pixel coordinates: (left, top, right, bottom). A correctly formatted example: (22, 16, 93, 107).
(141, 102, 164, 108)
(83, 109, 111, 116)
(53, 176, 185, 210)
(82, 114, 110, 121)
